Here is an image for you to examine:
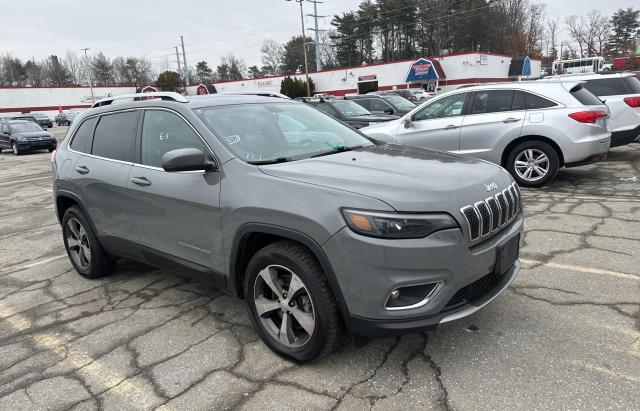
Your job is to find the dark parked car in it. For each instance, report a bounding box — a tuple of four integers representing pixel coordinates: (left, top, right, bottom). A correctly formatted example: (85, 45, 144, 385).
(0, 120, 56, 155)
(376, 89, 415, 102)
(55, 111, 79, 126)
(304, 98, 399, 129)
(32, 113, 53, 128)
(345, 94, 416, 116)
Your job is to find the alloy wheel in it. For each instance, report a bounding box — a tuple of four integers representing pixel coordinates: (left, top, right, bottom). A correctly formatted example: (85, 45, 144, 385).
(253, 264, 315, 348)
(514, 148, 550, 182)
(66, 217, 91, 269)
(12, 143, 18, 155)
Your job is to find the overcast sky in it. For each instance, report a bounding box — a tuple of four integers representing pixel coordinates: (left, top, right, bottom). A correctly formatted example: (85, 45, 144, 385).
(3, 0, 638, 69)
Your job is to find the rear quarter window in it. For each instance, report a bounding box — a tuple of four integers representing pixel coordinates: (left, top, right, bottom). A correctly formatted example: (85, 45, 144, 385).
(524, 92, 557, 109)
(583, 78, 628, 96)
(622, 76, 640, 94)
(70, 117, 98, 153)
(570, 85, 603, 106)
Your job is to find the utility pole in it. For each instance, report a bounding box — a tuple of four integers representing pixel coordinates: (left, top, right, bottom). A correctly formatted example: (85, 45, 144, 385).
(80, 48, 94, 101)
(175, 46, 183, 80)
(306, 0, 325, 72)
(180, 36, 190, 86)
(286, 0, 311, 97)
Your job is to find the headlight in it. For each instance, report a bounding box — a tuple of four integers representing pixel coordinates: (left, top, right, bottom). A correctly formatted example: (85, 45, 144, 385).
(341, 209, 459, 239)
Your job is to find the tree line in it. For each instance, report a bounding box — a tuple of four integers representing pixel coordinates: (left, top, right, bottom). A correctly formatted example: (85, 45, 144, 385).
(2, 2, 638, 87)
(0, 51, 155, 88)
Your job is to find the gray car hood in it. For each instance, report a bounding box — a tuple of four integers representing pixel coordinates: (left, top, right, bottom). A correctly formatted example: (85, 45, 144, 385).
(259, 144, 514, 212)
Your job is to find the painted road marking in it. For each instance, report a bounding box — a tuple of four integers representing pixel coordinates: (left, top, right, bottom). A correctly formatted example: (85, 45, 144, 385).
(0, 302, 166, 409)
(571, 360, 640, 383)
(521, 259, 639, 281)
(0, 254, 67, 273)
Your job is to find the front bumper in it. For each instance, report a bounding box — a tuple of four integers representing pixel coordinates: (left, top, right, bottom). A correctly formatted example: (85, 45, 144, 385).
(610, 125, 640, 147)
(17, 140, 56, 151)
(322, 212, 524, 337)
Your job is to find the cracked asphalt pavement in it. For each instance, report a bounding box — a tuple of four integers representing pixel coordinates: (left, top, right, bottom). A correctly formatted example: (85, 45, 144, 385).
(1, 127, 638, 410)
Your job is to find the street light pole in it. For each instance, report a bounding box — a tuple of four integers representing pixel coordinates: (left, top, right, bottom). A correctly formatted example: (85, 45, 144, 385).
(287, 0, 311, 97)
(80, 48, 94, 101)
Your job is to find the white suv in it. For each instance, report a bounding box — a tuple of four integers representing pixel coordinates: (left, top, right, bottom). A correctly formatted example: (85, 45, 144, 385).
(362, 81, 611, 187)
(543, 73, 640, 147)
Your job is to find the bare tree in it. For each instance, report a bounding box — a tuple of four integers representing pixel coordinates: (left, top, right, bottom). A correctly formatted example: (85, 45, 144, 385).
(525, 3, 546, 56)
(261, 38, 284, 76)
(64, 51, 82, 85)
(545, 18, 560, 60)
(565, 15, 588, 57)
(587, 11, 611, 56)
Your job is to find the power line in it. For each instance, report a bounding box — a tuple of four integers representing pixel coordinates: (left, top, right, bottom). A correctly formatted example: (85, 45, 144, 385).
(307, 0, 326, 71)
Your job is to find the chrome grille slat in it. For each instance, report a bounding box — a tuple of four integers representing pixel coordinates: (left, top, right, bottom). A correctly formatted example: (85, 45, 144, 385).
(460, 183, 523, 242)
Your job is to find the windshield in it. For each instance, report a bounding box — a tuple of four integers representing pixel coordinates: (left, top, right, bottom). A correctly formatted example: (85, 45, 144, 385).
(10, 122, 43, 132)
(194, 103, 373, 163)
(330, 100, 371, 117)
(385, 95, 415, 109)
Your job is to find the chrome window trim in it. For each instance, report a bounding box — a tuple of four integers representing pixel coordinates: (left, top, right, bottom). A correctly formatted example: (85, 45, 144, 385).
(384, 281, 445, 311)
(68, 107, 220, 172)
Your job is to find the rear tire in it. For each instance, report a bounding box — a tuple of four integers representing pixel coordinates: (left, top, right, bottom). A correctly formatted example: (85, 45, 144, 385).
(62, 206, 114, 278)
(244, 241, 344, 362)
(506, 141, 559, 187)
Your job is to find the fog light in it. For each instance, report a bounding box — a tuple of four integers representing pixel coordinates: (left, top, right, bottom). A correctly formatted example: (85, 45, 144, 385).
(385, 282, 443, 310)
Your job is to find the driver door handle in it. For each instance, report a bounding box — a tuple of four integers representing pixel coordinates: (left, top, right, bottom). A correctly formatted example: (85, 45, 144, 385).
(75, 165, 89, 175)
(131, 176, 152, 187)
(444, 124, 459, 130)
(503, 117, 521, 123)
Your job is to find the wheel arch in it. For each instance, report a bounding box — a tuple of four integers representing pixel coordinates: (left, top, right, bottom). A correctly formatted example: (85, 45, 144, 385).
(501, 135, 565, 168)
(229, 223, 350, 324)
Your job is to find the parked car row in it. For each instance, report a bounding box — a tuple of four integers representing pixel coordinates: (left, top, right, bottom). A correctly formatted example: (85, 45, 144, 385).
(361, 73, 640, 187)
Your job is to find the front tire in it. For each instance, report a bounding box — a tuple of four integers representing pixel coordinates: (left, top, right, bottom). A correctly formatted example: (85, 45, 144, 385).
(62, 206, 114, 278)
(506, 141, 559, 187)
(12, 142, 21, 156)
(245, 241, 343, 362)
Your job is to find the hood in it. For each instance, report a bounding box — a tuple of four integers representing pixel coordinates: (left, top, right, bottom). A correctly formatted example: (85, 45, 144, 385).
(346, 114, 399, 122)
(259, 144, 514, 213)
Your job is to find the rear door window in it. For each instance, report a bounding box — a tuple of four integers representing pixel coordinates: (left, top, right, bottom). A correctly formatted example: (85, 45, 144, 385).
(524, 92, 557, 109)
(91, 111, 139, 162)
(367, 98, 393, 113)
(470, 90, 515, 114)
(569, 85, 603, 106)
(583, 78, 628, 96)
(70, 117, 98, 154)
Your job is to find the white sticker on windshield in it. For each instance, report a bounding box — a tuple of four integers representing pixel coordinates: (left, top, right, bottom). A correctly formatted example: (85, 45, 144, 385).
(224, 135, 241, 145)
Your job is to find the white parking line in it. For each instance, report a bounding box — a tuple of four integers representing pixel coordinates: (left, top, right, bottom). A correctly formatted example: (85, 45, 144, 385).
(520, 258, 640, 280)
(0, 303, 165, 409)
(0, 254, 67, 273)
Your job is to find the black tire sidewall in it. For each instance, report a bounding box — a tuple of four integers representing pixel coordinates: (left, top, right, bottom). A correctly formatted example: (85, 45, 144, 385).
(61, 207, 103, 278)
(244, 246, 333, 362)
(507, 141, 559, 187)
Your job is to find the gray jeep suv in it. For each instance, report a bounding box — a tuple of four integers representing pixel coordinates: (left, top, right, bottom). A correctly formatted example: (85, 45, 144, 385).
(53, 92, 523, 361)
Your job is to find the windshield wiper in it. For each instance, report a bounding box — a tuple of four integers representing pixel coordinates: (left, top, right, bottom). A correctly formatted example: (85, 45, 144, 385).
(247, 157, 293, 165)
(311, 144, 365, 158)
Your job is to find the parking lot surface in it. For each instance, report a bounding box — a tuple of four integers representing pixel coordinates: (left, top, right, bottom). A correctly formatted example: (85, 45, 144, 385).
(0, 127, 638, 410)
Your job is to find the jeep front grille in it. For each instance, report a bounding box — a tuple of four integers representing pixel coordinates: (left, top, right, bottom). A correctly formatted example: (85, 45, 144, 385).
(460, 182, 522, 242)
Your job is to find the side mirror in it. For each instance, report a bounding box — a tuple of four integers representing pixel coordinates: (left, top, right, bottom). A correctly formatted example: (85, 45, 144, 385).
(161, 148, 217, 172)
(383, 107, 395, 115)
(403, 117, 412, 129)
